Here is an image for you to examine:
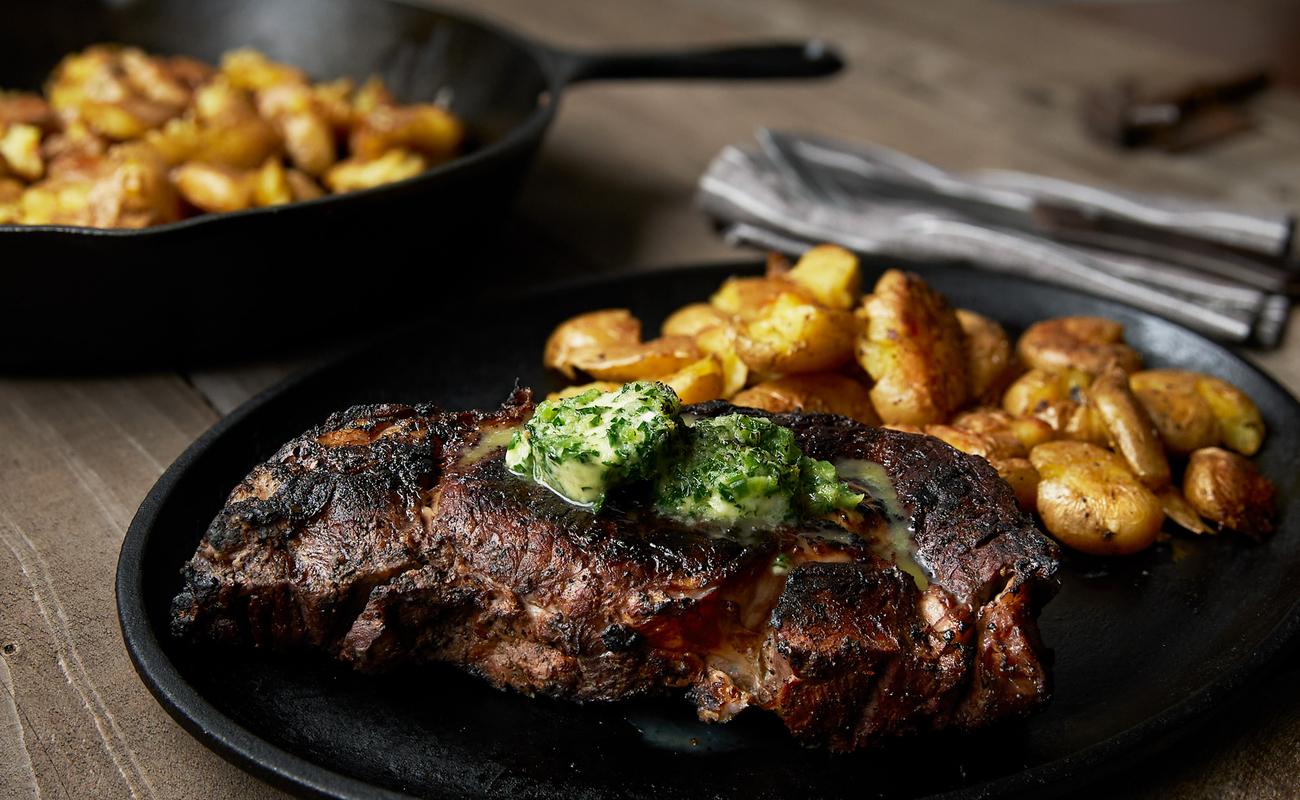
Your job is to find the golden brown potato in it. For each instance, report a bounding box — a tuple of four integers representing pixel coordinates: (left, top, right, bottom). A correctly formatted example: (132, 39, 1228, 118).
(951, 408, 1055, 453)
(1017, 316, 1142, 375)
(693, 325, 749, 397)
(1030, 441, 1164, 555)
(172, 162, 252, 213)
(0, 91, 56, 130)
(1129, 370, 1219, 455)
(285, 168, 325, 201)
(709, 276, 810, 318)
(664, 357, 726, 404)
(251, 158, 293, 207)
(1196, 376, 1265, 456)
(351, 103, 464, 165)
(544, 309, 641, 379)
(0, 123, 44, 180)
(567, 336, 702, 382)
(1183, 447, 1275, 537)
(220, 48, 307, 91)
(736, 293, 856, 377)
(856, 270, 968, 425)
(786, 244, 861, 310)
(732, 373, 880, 425)
(1003, 367, 1091, 418)
(661, 303, 729, 338)
(323, 149, 426, 193)
(1158, 487, 1209, 536)
(48, 46, 188, 140)
(256, 83, 337, 176)
(956, 308, 1015, 405)
(1088, 365, 1170, 490)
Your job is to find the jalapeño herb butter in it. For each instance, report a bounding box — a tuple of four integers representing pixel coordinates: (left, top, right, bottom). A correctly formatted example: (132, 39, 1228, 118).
(654, 414, 863, 525)
(507, 381, 862, 527)
(505, 381, 681, 510)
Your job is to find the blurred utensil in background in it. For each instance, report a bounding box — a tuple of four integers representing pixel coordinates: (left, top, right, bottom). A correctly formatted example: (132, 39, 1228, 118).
(697, 129, 1295, 345)
(1083, 69, 1271, 151)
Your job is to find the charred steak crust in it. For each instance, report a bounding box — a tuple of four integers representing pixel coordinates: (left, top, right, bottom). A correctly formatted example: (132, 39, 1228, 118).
(172, 390, 1060, 751)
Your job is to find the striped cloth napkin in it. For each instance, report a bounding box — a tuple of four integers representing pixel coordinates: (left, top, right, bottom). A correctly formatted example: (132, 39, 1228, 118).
(697, 129, 1295, 345)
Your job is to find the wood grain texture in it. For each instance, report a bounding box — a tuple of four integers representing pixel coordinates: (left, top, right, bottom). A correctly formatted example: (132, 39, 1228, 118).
(1, 0, 1297, 798)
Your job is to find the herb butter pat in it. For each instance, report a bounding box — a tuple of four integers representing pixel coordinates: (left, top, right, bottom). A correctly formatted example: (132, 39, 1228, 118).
(654, 414, 863, 525)
(505, 381, 681, 510)
(507, 382, 863, 528)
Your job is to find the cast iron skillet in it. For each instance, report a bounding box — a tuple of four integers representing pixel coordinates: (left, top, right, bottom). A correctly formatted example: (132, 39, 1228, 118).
(117, 260, 1300, 800)
(0, 0, 839, 368)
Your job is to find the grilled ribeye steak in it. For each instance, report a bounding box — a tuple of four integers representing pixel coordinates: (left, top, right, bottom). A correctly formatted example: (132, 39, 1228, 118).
(172, 389, 1059, 750)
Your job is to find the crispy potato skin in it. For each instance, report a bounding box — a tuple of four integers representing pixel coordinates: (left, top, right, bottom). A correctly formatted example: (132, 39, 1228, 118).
(544, 309, 641, 379)
(1183, 448, 1275, 538)
(856, 270, 968, 425)
(1088, 366, 1170, 490)
(1196, 376, 1265, 456)
(1157, 487, 1209, 535)
(709, 276, 811, 318)
(1029, 441, 1163, 555)
(956, 309, 1015, 405)
(1130, 370, 1219, 455)
(1017, 316, 1142, 375)
(731, 373, 880, 425)
(569, 336, 701, 382)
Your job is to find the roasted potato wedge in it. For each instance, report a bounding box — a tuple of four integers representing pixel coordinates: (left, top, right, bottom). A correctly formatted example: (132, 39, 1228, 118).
(1030, 441, 1164, 555)
(1183, 447, 1275, 537)
(856, 270, 967, 425)
(663, 357, 726, 404)
(736, 293, 856, 377)
(956, 308, 1015, 405)
(1129, 370, 1219, 455)
(1017, 316, 1142, 375)
(1196, 376, 1265, 456)
(1088, 365, 1170, 490)
(786, 244, 861, 310)
(544, 309, 641, 379)
(732, 373, 880, 425)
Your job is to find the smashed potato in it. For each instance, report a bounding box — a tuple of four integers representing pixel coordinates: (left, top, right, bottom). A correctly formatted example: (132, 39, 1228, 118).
(736, 293, 855, 377)
(661, 303, 729, 338)
(957, 309, 1015, 405)
(1088, 365, 1170, 490)
(785, 244, 861, 310)
(663, 357, 726, 404)
(1183, 448, 1275, 537)
(1030, 441, 1164, 555)
(732, 373, 880, 425)
(544, 309, 642, 379)
(1018, 316, 1142, 375)
(856, 269, 968, 425)
(1196, 376, 1265, 456)
(1129, 370, 1219, 455)
(709, 276, 811, 318)
(0, 44, 464, 228)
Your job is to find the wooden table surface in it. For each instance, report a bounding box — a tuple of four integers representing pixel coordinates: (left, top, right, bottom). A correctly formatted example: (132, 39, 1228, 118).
(2, 1, 1297, 798)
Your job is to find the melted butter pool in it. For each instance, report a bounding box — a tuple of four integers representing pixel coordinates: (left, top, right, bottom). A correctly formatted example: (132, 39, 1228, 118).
(835, 459, 929, 588)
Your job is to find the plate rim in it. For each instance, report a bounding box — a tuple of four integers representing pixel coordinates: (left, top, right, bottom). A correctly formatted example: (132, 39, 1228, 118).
(116, 259, 1300, 800)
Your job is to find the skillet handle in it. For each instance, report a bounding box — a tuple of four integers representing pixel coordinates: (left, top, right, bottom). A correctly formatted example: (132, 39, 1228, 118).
(545, 41, 843, 85)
